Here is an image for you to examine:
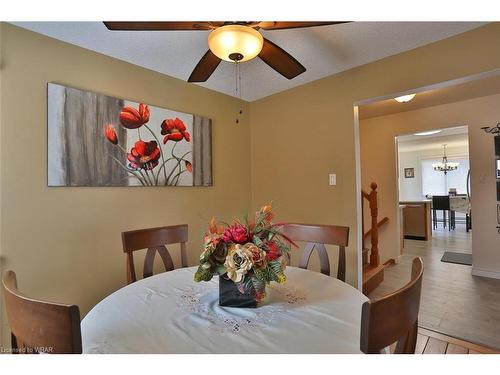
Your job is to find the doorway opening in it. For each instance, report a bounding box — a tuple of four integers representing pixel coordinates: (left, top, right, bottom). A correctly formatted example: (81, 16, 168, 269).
(353, 69, 500, 350)
(397, 125, 471, 253)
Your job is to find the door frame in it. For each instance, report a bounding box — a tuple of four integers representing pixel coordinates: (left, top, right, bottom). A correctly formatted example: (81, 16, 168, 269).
(352, 68, 500, 290)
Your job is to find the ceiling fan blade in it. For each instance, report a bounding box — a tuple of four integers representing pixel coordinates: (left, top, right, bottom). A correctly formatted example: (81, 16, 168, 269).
(188, 50, 222, 82)
(258, 38, 306, 80)
(257, 21, 349, 30)
(103, 22, 216, 31)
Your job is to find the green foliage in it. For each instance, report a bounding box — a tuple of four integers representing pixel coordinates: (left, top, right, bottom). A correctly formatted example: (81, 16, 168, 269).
(214, 265, 227, 275)
(251, 275, 266, 293)
(194, 266, 213, 282)
(252, 235, 263, 247)
(242, 276, 255, 295)
(266, 260, 284, 283)
(253, 267, 270, 284)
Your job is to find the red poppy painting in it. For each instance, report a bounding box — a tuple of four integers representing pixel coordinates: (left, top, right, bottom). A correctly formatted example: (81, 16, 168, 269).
(48, 83, 212, 187)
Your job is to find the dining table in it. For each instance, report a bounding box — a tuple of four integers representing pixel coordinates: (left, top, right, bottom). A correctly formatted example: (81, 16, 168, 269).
(81, 266, 368, 354)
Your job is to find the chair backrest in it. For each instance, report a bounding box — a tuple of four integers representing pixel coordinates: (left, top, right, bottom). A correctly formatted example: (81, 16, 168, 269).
(2, 270, 82, 354)
(121, 224, 188, 284)
(432, 195, 450, 210)
(281, 223, 349, 281)
(360, 257, 424, 354)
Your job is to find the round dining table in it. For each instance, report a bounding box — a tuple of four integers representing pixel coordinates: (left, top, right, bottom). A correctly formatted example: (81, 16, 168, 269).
(81, 266, 368, 354)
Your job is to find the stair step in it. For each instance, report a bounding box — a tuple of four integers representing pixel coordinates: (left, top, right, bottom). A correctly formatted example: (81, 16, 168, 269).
(362, 264, 385, 295)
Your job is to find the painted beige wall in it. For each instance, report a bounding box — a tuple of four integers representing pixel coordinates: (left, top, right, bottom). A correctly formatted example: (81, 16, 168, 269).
(2, 21, 500, 348)
(0, 23, 4, 347)
(250, 23, 500, 287)
(360, 94, 500, 271)
(0, 24, 251, 346)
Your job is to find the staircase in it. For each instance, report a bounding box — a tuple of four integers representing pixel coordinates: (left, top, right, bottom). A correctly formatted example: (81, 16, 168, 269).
(362, 182, 391, 295)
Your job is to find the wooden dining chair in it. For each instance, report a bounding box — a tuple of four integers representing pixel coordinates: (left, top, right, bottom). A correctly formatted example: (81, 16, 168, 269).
(360, 257, 424, 354)
(122, 224, 188, 284)
(281, 223, 349, 281)
(2, 270, 82, 354)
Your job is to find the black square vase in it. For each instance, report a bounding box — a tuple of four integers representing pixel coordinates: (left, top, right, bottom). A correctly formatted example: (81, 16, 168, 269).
(219, 275, 257, 308)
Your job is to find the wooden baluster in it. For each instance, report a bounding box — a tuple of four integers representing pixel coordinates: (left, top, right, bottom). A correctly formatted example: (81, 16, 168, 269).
(369, 182, 379, 267)
(361, 196, 365, 252)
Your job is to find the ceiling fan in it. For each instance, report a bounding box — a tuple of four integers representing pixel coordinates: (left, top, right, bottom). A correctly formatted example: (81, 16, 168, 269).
(103, 22, 347, 82)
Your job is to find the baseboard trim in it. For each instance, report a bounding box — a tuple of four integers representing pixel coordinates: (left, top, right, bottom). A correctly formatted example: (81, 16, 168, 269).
(383, 258, 396, 266)
(472, 267, 500, 280)
(404, 235, 426, 241)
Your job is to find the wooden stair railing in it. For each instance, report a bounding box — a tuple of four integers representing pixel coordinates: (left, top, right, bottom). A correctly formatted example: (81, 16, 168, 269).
(362, 182, 391, 295)
(364, 216, 389, 239)
(362, 182, 380, 268)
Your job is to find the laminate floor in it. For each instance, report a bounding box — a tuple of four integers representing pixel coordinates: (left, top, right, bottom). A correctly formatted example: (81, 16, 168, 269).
(415, 327, 498, 354)
(369, 226, 500, 351)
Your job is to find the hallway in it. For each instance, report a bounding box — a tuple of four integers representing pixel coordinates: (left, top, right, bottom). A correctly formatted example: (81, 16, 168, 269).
(369, 228, 500, 350)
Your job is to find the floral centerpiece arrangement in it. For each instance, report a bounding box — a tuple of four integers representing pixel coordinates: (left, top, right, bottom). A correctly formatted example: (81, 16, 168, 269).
(194, 205, 295, 306)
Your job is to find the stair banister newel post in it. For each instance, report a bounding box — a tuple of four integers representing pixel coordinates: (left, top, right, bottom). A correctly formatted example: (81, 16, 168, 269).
(369, 182, 380, 267)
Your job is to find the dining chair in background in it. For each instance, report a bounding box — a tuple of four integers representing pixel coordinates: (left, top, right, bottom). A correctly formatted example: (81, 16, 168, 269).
(122, 224, 188, 284)
(360, 257, 424, 354)
(2, 270, 82, 354)
(431, 195, 455, 230)
(281, 223, 349, 282)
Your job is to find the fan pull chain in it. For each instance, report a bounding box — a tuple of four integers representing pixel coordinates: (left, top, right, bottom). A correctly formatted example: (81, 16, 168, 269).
(235, 62, 243, 124)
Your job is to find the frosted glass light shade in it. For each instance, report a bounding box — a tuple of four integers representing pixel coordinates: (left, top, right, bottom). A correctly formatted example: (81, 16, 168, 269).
(394, 94, 416, 103)
(208, 25, 264, 62)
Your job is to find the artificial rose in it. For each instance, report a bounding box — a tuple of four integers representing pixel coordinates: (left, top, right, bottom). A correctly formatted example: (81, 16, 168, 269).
(119, 103, 150, 129)
(224, 244, 254, 282)
(245, 243, 267, 269)
(104, 124, 118, 145)
(212, 243, 228, 265)
(222, 223, 249, 244)
(185, 160, 193, 173)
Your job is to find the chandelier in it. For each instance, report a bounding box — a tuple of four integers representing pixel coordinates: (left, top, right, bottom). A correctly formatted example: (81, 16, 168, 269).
(433, 144, 459, 175)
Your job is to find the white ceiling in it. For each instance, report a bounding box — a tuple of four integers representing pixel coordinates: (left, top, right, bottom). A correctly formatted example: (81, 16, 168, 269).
(13, 22, 486, 101)
(398, 126, 469, 152)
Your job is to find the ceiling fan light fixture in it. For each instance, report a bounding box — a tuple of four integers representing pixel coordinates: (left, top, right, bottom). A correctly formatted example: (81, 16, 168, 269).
(208, 25, 263, 62)
(394, 94, 416, 103)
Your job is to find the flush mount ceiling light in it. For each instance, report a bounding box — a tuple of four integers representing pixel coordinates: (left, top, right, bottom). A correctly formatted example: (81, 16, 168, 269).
(394, 94, 416, 103)
(208, 25, 264, 62)
(414, 130, 442, 136)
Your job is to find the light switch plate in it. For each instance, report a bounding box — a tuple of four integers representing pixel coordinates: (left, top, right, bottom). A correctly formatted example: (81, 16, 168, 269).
(329, 174, 336, 186)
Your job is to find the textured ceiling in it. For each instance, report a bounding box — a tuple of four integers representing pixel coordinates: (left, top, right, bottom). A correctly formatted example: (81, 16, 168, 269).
(13, 22, 487, 101)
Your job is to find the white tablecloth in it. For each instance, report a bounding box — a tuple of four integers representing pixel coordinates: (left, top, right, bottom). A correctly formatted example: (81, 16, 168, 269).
(82, 267, 368, 354)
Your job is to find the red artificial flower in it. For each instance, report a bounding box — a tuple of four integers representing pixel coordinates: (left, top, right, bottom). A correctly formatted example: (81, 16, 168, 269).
(254, 289, 266, 302)
(260, 204, 274, 222)
(266, 241, 280, 261)
(104, 124, 118, 145)
(222, 223, 249, 244)
(185, 160, 193, 173)
(209, 217, 225, 235)
(161, 117, 190, 144)
(119, 103, 150, 129)
(127, 140, 161, 170)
